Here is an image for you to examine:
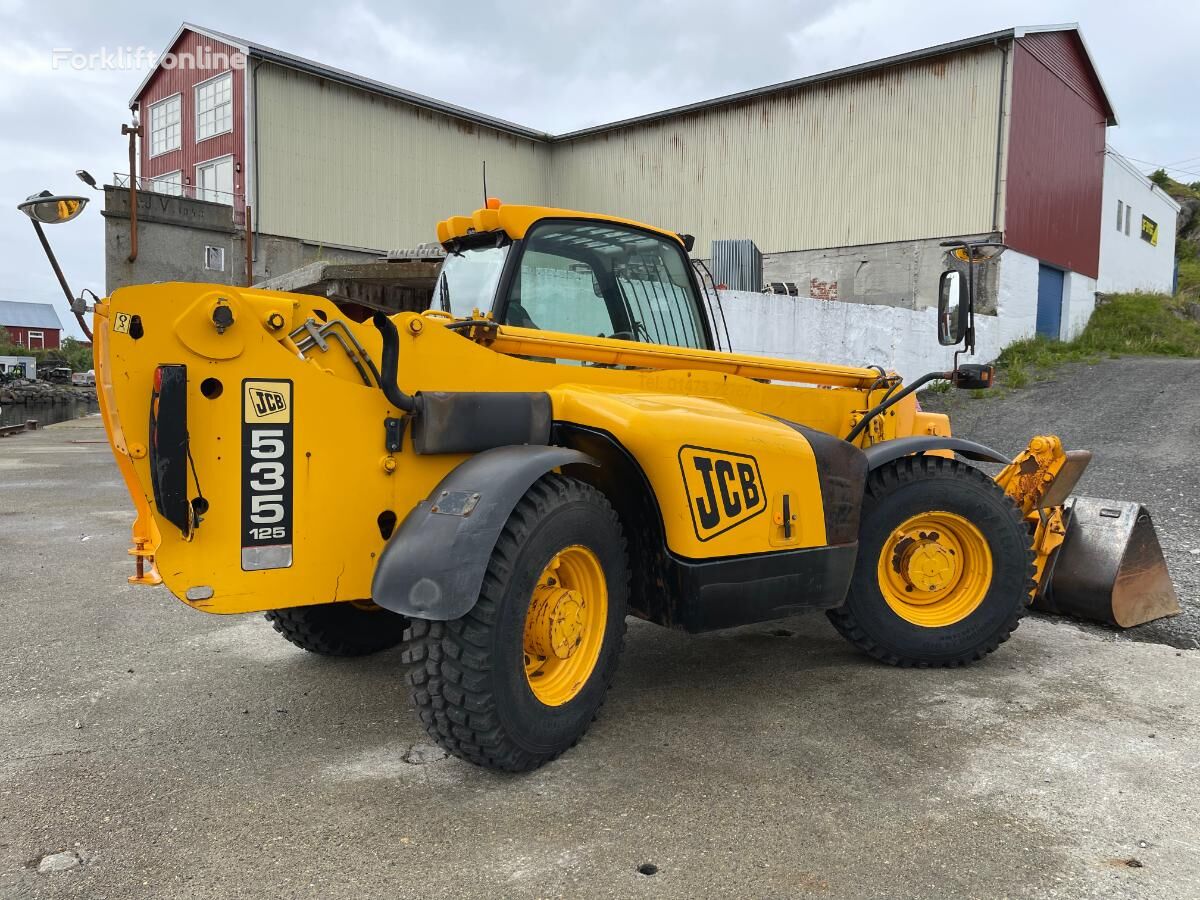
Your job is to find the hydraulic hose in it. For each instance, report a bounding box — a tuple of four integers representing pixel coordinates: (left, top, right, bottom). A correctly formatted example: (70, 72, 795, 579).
(371, 313, 417, 413)
(844, 370, 949, 444)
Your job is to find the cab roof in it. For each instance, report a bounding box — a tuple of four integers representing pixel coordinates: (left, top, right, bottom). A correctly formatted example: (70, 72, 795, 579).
(435, 203, 685, 248)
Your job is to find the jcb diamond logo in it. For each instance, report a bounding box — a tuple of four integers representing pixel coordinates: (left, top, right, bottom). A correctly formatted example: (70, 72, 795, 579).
(243, 381, 291, 424)
(679, 445, 766, 541)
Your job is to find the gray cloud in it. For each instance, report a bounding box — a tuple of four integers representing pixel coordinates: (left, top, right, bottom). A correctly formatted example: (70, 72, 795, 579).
(3, 0, 1195, 339)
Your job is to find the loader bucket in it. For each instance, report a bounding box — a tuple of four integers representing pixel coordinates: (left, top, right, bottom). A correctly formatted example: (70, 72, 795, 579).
(1034, 497, 1180, 628)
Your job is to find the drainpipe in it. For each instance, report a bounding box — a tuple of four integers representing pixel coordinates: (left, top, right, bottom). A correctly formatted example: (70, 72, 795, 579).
(121, 113, 143, 263)
(251, 59, 262, 280)
(990, 39, 1010, 235)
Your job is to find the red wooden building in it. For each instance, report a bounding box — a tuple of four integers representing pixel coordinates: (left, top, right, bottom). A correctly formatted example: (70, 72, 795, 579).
(0, 301, 64, 350)
(128, 26, 249, 222)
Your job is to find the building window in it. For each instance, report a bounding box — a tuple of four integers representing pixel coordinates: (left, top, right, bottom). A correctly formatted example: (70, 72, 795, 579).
(1125, 204, 1132, 236)
(1116, 200, 1123, 231)
(195, 72, 233, 141)
(195, 155, 234, 204)
(151, 171, 183, 197)
(149, 94, 181, 157)
(27, 330, 44, 350)
(205, 246, 226, 272)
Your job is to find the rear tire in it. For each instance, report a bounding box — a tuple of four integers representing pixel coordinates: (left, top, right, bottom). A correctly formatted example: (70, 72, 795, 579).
(265, 602, 408, 657)
(401, 474, 628, 772)
(828, 456, 1034, 667)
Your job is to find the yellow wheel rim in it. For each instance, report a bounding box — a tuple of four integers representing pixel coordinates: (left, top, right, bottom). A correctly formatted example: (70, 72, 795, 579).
(523, 545, 608, 707)
(877, 511, 993, 628)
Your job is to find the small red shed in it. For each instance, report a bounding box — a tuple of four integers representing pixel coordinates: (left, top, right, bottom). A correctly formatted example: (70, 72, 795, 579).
(0, 301, 64, 350)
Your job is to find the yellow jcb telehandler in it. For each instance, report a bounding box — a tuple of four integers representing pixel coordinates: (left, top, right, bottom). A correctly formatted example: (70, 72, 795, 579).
(29, 196, 1179, 772)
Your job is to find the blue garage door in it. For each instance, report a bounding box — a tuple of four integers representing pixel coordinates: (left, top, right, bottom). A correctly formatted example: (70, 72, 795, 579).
(1036, 265, 1064, 340)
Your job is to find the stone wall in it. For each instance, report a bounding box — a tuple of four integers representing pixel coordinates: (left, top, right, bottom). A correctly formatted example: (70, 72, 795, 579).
(720, 248, 1044, 384)
(103, 187, 379, 294)
(761, 233, 1001, 315)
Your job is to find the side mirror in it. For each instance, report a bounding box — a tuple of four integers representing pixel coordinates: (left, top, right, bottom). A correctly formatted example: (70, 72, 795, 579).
(937, 270, 968, 346)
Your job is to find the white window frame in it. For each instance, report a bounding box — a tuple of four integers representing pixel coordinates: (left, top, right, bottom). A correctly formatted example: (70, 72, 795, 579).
(204, 245, 226, 272)
(194, 153, 235, 205)
(150, 170, 183, 197)
(1116, 199, 1123, 231)
(27, 330, 44, 350)
(148, 92, 182, 158)
(194, 71, 233, 143)
(1124, 204, 1133, 236)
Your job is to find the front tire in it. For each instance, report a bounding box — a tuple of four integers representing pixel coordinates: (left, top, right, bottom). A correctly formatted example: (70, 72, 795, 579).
(265, 601, 408, 657)
(828, 456, 1035, 667)
(402, 474, 629, 772)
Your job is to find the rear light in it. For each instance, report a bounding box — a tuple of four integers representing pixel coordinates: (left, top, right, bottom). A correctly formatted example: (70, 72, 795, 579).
(149, 365, 193, 535)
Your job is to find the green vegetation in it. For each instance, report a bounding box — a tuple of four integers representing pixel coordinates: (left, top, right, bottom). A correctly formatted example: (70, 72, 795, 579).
(1148, 170, 1199, 299)
(995, 292, 1200, 387)
(0, 326, 92, 374)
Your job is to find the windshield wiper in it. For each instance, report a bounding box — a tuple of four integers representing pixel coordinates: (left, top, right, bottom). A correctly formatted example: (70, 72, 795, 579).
(439, 270, 451, 312)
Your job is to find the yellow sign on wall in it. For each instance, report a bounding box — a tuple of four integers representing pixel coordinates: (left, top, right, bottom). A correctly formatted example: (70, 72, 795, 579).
(1141, 215, 1159, 246)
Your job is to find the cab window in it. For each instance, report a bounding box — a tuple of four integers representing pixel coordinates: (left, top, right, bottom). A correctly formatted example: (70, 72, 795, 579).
(502, 221, 707, 349)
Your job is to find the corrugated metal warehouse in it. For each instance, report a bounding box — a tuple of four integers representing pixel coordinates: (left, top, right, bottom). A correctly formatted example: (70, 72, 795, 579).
(121, 22, 1171, 363)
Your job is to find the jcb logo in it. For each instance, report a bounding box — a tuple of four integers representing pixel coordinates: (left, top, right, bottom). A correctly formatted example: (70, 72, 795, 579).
(250, 389, 286, 417)
(243, 381, 291, 424)
(679, 446, 766, 541)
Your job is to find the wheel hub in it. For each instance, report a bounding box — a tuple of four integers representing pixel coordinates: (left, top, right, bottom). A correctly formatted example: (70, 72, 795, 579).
(894, 531, 959, 596)
(522, 546, 609, 707)
(525, 585, 586, 660)
(877, 511, 993, 627)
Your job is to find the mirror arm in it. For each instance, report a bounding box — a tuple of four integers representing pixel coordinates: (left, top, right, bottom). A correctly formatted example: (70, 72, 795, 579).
(965, 250, 976, 352)
(29, 219, 91, 341)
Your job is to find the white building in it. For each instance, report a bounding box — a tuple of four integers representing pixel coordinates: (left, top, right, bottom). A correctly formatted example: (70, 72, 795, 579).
(1098, 149, 1181, 294)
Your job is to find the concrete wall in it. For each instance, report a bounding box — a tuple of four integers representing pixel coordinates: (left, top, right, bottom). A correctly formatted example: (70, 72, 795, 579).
(996, 245, 1096, 342)
(104, 186, 241, 293)
(760, 233, 1000, 314)
(249, 233, 378, 285)
(1098, 150, 1180, 294)
(1062, 270, 1098, 340)
(721, 248, 1042, 384)
(103, 186, 378, 293)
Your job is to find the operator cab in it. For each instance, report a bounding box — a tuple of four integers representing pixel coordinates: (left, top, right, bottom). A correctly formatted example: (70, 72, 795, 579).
(433, 203, 715, 353)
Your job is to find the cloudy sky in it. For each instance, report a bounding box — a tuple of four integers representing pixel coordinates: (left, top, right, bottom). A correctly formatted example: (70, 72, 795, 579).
(2, 0, 1196, 338)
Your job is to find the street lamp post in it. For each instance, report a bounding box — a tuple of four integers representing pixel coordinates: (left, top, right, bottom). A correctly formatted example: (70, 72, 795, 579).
(16, 191, 93, 340)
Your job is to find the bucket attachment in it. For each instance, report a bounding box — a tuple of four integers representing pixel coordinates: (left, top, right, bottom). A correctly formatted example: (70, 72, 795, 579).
(1034, 497, 1180, 628)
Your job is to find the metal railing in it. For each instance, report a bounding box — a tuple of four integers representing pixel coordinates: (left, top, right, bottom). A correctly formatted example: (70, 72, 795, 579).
(112, 173, 243, 208)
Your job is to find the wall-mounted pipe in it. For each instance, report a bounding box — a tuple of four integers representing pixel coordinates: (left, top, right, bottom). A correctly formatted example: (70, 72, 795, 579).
(121, 117, 143, 263)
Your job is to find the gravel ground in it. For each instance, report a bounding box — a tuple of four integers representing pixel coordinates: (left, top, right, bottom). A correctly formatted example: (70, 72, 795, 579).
(2, 402, 1199, 900)
(921, 355, 1200, 650)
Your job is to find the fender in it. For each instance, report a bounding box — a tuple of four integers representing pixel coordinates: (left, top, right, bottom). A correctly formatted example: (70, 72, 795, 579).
(371, 445, 597, 619)
(862, 436, 1010, 469)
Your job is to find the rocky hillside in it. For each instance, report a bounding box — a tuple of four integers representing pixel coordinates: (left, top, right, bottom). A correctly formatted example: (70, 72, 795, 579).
(1150, 170, 1200, 297)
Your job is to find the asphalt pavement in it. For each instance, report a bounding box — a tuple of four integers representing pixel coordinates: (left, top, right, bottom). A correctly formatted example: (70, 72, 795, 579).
(2, 361, 1199, 899)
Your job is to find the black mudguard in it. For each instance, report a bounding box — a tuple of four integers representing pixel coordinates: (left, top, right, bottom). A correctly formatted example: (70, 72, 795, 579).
(371, 445, 597, 619)
(862, 436, 1010, 469)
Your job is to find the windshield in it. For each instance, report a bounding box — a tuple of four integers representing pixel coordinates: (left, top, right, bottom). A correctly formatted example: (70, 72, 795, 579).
(431, 244, 510, 318)
(502, 221, 707, 349)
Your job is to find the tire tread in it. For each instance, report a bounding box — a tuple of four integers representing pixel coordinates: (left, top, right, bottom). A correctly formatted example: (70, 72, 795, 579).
(827, 455, 1035, 668)
(402, 474, 628, 772)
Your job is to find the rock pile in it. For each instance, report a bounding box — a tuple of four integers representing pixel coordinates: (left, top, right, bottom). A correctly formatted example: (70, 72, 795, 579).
(0, 380, 97, 405)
